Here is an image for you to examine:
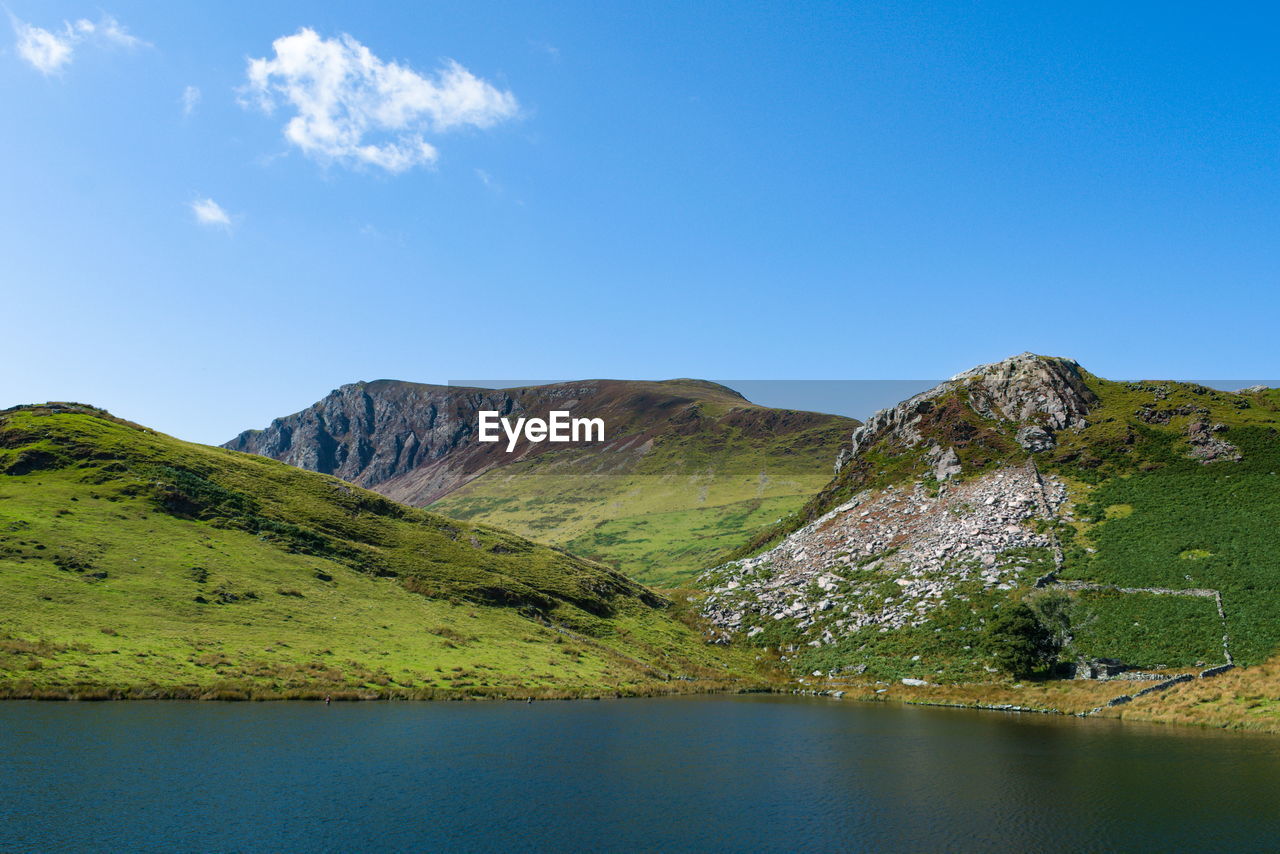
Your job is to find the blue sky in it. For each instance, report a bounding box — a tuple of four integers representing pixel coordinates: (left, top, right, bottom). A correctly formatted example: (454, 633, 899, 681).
(2, 1, 1277, 444)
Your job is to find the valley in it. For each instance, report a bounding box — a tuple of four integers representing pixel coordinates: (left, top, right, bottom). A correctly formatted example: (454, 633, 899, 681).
(5, 355, 1280, 734)
(228, 378, 856, 585)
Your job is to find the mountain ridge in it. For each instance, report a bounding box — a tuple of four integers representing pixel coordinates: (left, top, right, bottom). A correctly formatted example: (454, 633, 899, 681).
(226, 378, 858, 583)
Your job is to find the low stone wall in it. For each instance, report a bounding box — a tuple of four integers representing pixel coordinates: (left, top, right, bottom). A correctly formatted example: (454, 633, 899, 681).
(1088, 671, 1209, 716)
(1131, 673, 1194, 699)
(1111, 671, 1170, 682)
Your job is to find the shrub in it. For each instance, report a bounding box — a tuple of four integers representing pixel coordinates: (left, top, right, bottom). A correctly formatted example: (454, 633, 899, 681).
(982, 603, 1059, 678)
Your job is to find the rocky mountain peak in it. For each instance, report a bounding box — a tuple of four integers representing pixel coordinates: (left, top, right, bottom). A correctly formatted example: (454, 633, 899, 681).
(838, 353, 1098, 473)
(949, 353, 1097, 431)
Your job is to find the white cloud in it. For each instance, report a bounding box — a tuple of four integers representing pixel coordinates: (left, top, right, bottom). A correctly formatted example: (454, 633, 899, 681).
(12, 19, 74, 73)
(9, 12, 145, 74)
(242, 28, 519, 173)
(190, 198, 232, 229)
(95, 15, 144, 49)
(182, 85, 201, 115)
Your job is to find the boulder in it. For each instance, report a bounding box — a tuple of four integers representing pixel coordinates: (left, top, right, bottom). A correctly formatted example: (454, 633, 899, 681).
(1015, 424, 1055, 452)
(934, 447, 962, 481)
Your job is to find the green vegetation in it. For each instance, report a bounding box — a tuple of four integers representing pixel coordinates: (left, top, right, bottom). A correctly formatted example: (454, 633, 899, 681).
(562, 495, 808, 587)
(981, 603, 1059, 678)
(1069, 591, 1225, 668)
(432, 414, 851, 585)
(0, 404, 768, 700)
(1061, 427, 1280, 665)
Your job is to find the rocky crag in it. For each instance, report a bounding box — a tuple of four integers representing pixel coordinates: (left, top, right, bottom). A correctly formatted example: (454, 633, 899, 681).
(702, 354, 1086, 648)
(699, 353, 1280, 684)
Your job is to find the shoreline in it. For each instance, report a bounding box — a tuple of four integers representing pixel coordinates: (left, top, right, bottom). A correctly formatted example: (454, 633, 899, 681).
(7, 676, 1280, 736)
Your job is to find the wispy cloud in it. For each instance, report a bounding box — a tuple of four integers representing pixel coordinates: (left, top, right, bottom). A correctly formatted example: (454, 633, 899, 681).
(241, 28, 519, 174)
(181, 85, 201, 116)
(8, 13, 145, 75)
(190, 197, 232, 230)
(88, 15, 144, 49)
(529, 40, 560, 63)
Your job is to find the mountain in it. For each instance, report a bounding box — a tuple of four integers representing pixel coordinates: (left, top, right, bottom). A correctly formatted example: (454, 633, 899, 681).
(699, 353, 1280, 698)
(226, 379, 857, 585)
(0, 403, 765, 700)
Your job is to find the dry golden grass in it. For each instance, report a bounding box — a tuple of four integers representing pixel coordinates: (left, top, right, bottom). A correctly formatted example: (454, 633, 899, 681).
(817, 660, 1280, 734)
(824, 678, 1134, 715)
(1108, 657, 1280, 733)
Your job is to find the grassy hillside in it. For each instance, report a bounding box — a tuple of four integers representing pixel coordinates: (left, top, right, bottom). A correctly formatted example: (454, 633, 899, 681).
(431, 412, 852, 586)
(1050, 378, 1280, 667)
(0, 404, 767, 700)
(707, 358, 1280, 709)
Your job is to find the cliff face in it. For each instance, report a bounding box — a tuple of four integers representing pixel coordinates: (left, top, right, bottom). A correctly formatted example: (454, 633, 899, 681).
(226, 378, 852, 507)
(226, 381, 527, 504)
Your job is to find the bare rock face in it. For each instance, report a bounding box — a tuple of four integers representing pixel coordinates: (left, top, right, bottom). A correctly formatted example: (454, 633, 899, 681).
(932, 446, 962, 481)
(837, 353, 1098, 471)
(956, 352, 1097, 431)
(225, 381, 526, 504)
(1015, 425, 1055, 452)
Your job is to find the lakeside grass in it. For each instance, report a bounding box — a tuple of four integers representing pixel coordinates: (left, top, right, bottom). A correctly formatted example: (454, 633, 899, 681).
(1110, 656, 1280, 733)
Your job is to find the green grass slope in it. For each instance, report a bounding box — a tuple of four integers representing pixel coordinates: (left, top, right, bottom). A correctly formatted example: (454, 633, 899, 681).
(1052, 380, 1280, 667)
(0, 404, 766, 700)
(431, 413, 852, 586)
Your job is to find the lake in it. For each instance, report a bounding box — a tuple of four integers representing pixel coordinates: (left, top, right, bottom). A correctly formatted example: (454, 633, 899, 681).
(3, 695, 1280, 852)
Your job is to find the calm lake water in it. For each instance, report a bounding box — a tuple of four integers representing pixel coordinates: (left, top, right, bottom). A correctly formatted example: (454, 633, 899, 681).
(3, 695, 1280, 852)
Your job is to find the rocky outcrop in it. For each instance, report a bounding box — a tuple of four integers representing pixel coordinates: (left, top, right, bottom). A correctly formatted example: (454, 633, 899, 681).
(956, 352, 1097, 431)
(932, 446, 962, 481)
(837, 353, 1098, 472)
(226, 381, 529, 504)
(1185, 419, 1242, 463)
